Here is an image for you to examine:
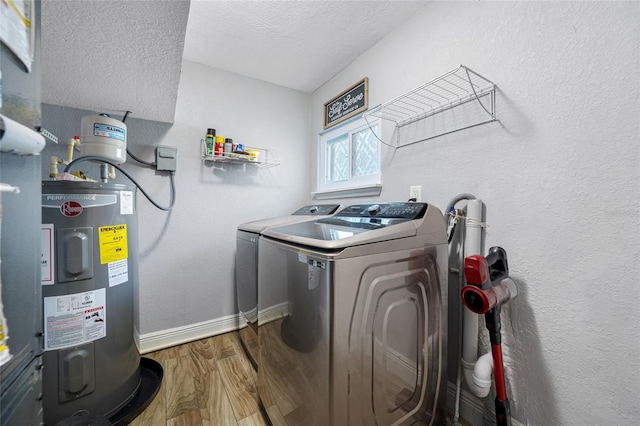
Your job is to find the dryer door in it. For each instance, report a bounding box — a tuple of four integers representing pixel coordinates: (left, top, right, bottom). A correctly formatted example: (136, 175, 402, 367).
(348, 249, 445, 426)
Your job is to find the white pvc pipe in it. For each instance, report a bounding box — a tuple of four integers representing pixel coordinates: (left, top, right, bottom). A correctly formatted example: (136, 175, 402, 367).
(472, 351, 494, 397)
(464, 199, 483, 260)
(461, 199, 492, 397)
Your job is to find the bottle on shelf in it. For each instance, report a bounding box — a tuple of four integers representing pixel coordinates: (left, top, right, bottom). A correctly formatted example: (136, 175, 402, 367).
(215, 136, 224, 157)
(224, 138, 233, 155)
(206, 128, 216, 156)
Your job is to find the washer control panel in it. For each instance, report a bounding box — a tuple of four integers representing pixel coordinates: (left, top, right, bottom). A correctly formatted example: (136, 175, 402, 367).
(336, 202, 428, 219)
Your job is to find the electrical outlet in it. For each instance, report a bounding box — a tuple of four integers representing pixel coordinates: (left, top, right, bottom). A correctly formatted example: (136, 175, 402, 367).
(409, 185, 422, 202)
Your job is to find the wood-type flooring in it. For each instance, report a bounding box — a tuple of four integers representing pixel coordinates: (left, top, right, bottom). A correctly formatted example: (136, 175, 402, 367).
(129, 331, 268, 426)
(129, 329, 454, 426)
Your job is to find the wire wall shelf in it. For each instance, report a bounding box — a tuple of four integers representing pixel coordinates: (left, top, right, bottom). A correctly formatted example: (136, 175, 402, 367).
(201, 141, 280, 168)
(363, 65, 496, 147)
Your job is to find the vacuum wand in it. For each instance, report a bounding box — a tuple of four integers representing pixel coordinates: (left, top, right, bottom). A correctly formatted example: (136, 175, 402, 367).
(461, 246, 517, 426)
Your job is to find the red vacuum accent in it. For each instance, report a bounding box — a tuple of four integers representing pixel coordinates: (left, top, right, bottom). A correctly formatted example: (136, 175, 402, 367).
(460, 285, 492, 314)
(463, 255, 489, 286)
(492, 344, 508, 401)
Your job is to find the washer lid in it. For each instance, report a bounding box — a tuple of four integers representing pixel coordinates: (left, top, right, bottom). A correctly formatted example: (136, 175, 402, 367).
(237, 204, 341, 233)
(262, 202, 431, 249)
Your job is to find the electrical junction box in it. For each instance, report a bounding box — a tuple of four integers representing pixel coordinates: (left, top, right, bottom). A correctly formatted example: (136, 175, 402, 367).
(156, 145, 177, 171)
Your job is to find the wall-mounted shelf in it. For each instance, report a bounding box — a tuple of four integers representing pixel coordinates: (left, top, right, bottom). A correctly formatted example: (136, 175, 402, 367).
(201, 141, 280, 168)
(363, 65, 496, 147)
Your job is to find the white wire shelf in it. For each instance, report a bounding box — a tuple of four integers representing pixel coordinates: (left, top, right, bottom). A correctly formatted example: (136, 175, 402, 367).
(363, 65, 496, 147)
(201, 141, 280, 168)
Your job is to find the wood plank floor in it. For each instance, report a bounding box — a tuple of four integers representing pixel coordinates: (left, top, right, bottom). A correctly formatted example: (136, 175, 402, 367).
(129, 331, 269, 426)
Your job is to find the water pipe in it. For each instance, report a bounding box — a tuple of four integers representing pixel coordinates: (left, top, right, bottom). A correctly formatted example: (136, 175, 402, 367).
(49, 136, 81, 178)
(460, 199, 494, 398)
(445, 193, 477, 215)
(49, 156, 64, 178)
(447, 195, 487, 425)
(67, 135, 81, 162)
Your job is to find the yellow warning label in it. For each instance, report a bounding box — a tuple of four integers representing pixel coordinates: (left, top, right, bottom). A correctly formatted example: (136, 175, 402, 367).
(98, 224, 128, 264)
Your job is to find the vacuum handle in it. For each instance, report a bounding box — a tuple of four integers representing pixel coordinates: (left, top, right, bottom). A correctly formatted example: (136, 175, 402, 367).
(486, 246, 509, 283)
(495, 396, 512, 426)
(463, 246, 509, 290)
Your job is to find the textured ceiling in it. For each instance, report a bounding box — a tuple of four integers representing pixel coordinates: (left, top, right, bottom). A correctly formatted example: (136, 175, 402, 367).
(41, 0, 427, 124)
(41, 0, 190, 123)
(183, 1, 428, 93)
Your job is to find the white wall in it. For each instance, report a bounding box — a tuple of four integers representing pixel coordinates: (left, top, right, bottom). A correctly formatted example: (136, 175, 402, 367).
(310, 2, 639, 425)
(134, 61, 312, 338)
(42, 61, 312, 345)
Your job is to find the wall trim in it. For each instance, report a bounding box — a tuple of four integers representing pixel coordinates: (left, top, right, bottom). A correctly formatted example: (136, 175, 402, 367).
(137, 314, 238, 354)
(446, 381, 484, 425)
(135, 302, 289, 354)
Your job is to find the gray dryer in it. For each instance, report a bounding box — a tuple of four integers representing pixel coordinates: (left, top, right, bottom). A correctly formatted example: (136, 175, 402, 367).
(235, 204, 340, 368)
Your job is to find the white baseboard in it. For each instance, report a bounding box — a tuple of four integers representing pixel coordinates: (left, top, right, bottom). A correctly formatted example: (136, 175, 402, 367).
(447, 381, 484, 425)
(135, 302, 289, 354)
(260, 301, 289, 325)
(137, 313, 238, 354)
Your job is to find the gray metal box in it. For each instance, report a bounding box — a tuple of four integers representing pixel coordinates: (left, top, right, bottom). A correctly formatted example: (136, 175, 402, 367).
(155, 145, 177, 171)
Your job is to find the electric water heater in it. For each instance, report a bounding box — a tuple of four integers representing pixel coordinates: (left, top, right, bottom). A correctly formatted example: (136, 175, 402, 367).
(41, 181, 139, 424)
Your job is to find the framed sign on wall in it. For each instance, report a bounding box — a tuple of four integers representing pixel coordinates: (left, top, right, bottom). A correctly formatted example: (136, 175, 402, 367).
(324, 77, 368, 129)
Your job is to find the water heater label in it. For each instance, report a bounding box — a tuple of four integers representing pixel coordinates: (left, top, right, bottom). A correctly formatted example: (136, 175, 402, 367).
(41, 224, 55, 285)
(108, 259, 128, 287)
(44, 288, 106, 351)
(94, 123, 125, 141)
(120, 191, 133, 215)
(98, 224, 128, 264)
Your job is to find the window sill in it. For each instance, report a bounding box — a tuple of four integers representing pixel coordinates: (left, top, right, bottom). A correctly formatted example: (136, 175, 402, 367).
(312, 184, 382, 200)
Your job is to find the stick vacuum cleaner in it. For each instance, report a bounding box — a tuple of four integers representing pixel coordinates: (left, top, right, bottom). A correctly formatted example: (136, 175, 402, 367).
(461, 247, 518, 426)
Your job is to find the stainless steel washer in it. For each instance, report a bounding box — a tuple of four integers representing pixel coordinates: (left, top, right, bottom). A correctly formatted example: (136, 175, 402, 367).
(236, 204, 341, 369)
(257, 202, 448, 426)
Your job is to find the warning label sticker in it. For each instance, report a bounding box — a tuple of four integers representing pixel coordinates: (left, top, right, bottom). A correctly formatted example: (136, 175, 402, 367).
(120, 191, 133, 215)
(108, 259, 128, 287)
(41, 224, 55, 285)
(98, 224, 128, 264)
(44, 289, 106, 351)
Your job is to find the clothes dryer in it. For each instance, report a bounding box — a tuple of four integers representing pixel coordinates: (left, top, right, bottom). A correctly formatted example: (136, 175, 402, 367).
(257, 202, 447, 426)
(236, 204, 341, 369)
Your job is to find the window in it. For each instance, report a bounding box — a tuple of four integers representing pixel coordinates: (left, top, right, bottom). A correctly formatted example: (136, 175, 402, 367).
(315, 115, 382, 198)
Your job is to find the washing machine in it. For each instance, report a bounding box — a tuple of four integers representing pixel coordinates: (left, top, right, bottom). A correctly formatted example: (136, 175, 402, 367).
(236, 204, 341, 369)
(257, 202, 448, 426)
